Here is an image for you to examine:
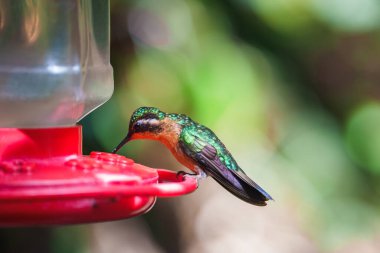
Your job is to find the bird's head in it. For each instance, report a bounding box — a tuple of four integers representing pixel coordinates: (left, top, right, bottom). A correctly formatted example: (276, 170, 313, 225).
(112, 107, 166, 153)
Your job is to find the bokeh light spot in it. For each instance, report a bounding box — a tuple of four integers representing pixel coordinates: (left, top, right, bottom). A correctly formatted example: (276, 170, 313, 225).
(311, 0, 380, 32)
(346, 102, 380, 173)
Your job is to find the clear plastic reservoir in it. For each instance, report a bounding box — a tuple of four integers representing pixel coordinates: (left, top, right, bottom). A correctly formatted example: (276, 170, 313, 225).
(0, 0, 113, 127)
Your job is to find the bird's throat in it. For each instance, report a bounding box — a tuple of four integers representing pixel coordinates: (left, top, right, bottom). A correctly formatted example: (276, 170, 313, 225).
(158, 118, 182, 149)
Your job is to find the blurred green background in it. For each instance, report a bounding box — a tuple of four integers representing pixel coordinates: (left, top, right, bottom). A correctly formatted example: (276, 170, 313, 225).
(2, 0, 380, 252)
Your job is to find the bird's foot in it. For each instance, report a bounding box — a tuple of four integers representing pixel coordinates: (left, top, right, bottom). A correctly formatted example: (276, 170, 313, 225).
(176, 170, 196, 180)
(176, 170, 207, 181)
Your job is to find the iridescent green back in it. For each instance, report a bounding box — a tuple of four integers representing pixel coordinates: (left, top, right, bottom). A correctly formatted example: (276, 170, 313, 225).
(168, 113, 239, 171)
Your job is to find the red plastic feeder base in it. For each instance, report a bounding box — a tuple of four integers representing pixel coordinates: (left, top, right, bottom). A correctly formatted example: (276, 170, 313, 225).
(0, 126, 198, 226)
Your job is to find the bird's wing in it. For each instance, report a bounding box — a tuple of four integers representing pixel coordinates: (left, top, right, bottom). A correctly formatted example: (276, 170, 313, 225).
(179, 129, 272, 205)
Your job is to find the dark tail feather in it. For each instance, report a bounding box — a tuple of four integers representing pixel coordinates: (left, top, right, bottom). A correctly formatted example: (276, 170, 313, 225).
(210, 172, 271, 206)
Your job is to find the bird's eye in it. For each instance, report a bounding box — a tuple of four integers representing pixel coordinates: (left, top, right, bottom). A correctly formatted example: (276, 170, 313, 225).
(134, 121, 146, 132)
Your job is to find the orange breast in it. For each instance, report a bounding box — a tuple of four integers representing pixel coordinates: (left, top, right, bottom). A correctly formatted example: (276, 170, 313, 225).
(158, 118, 197, 173)
(170, 146, 197, 172)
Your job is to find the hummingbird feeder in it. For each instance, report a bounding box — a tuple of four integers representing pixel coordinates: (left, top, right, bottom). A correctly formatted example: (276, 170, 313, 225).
(0, 0, 197, 226)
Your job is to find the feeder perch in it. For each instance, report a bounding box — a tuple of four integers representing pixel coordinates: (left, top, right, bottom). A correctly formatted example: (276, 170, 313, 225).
(0, 0, 197, 226)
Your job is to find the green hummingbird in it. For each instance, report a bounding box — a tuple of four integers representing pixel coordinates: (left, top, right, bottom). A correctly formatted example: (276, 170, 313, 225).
(112, 107, 272, 206)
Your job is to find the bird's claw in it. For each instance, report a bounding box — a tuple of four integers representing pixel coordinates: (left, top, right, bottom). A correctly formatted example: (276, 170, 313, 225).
(176, 170, 207, 181)
(176, 170, 195, 180)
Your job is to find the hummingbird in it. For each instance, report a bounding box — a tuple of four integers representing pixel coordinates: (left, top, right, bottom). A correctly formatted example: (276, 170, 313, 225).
(112, 107, 272, 206)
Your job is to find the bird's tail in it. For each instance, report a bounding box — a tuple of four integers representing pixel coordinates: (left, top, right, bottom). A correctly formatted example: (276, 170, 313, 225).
(210, 171, 272, 206)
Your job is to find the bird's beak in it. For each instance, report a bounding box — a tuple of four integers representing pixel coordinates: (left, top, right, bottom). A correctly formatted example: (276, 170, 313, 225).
(112, 132, 132, 154)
